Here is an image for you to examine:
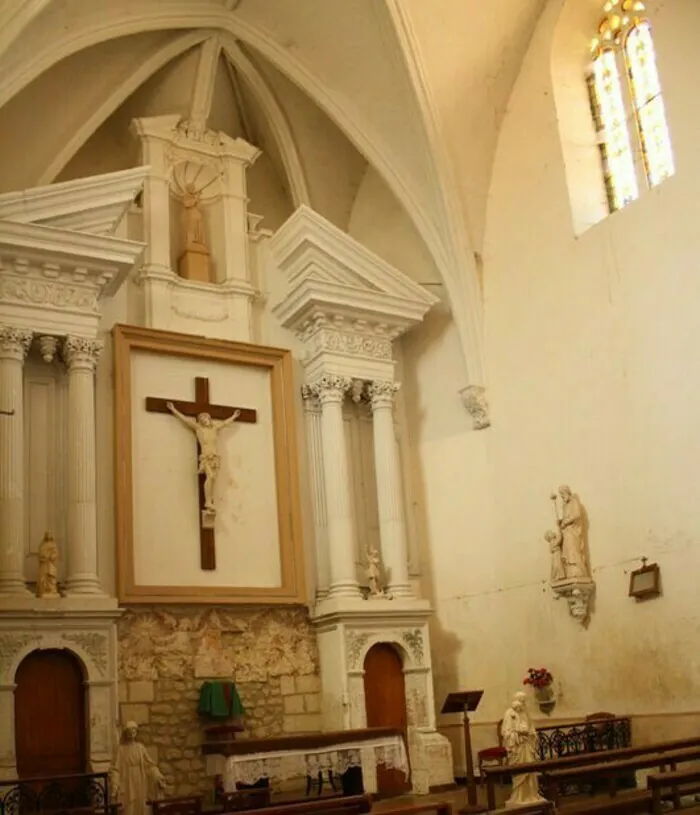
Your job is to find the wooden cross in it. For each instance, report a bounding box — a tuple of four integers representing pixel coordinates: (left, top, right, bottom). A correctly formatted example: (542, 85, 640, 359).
(145, 377, 257, 571)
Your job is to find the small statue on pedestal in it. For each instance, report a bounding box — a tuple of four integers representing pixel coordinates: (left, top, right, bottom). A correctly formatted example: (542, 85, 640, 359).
(29, 531, 60, 598)
(501, 692, 546, 808)
(365, 546, 389, 599)
(111, 721, 166, 815)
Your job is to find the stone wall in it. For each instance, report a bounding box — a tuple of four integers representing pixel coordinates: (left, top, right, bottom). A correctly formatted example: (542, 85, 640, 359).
(117, 607, 321, 797)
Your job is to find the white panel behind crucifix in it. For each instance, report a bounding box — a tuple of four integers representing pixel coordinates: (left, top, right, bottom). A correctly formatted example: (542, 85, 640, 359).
(130, 351, 281, 588)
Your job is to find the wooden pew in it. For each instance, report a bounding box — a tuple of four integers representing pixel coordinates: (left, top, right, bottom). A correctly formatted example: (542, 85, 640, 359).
(229, 795, 372, 815)
(377, 803, 453, 815)
(647, 768, 700, 815)
(559, 789, 653, 815)
(482, 737, 700, 811)
(545, 746, 700, 807)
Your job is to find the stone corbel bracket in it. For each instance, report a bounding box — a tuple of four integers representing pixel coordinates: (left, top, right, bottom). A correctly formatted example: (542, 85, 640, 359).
(551, 577, 595, 625)
(459, 384, 490, 430)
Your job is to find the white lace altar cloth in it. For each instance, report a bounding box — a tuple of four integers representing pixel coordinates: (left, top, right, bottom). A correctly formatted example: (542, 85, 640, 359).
(216, 735, 409, 789)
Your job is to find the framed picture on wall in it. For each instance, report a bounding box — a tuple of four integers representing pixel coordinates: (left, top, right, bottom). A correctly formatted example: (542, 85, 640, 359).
(113, 324, 306, 605)
(628, 560, 660, 600)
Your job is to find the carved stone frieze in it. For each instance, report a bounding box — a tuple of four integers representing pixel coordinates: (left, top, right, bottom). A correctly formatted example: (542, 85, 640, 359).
(63, 632, 108, 676)
(460, 384, 490, 430)
(402, 628, 424, 664)
(118, 607, 318, 684)
(310, 328, 393, 362)
(0, 276, 98, 312)
(345, 632, 369, 670)
(0, 633, 35, 678)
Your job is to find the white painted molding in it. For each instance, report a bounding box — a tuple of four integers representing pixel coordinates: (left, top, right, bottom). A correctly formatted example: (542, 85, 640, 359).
(0, 2, 485, 386)
(38, 32, 211, 185)
(0, 219, 145, 337)
(271, 205, 438, 332)
(0, 167, 150, 236)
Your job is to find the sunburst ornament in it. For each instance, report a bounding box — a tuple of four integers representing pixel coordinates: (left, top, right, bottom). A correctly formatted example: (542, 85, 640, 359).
(170, 161, 221, 203)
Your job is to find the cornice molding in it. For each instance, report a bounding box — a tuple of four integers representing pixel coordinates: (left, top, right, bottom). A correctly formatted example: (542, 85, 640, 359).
(0, 167, 149, 236)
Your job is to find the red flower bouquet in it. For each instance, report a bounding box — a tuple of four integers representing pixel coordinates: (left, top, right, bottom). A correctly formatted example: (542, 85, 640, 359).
(523, 667, 553, 689)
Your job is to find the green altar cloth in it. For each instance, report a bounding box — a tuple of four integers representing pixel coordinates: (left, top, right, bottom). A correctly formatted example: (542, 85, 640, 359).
(198, 681, 245, 720)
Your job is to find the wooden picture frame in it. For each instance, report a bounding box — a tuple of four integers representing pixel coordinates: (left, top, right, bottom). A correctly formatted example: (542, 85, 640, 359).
(628, 561, 661, 600)
(113, 324, 306, 605)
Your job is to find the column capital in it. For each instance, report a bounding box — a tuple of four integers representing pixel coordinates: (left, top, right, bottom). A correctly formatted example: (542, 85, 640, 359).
(308, 375, 352, 406)
(301, 384, 322, 414)
(63, 336, 103, 372)
(0, 327, 32, 362)
(368, 379, 400, 411)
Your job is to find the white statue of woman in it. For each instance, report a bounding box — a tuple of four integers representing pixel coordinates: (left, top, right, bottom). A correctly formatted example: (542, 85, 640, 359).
(36, 532, 59, 598)
(556, 486, 589, 579)
(501, 692, 546, 807)
(111, 721, 166, 815)
(366, 547, 383, 597)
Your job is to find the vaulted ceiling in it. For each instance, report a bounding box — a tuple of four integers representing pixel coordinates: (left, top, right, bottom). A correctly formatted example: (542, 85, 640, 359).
(0, 0, 547, 384)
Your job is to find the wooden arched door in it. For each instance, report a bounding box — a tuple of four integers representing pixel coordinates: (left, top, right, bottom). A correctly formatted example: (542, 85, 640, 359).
(15, 649, 87, 777)
(363, 643, 410, 796)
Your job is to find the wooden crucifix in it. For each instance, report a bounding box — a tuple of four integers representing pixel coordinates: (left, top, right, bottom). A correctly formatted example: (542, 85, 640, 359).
(145, 377, 257, 571)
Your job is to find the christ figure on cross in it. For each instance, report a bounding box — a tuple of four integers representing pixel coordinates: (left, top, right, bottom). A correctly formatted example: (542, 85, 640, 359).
(165, 402, 241, 513)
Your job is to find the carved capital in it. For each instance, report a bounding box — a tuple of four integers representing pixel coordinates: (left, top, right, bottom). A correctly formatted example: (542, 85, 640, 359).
(301, 384, 322, 414)
(460, 384, 490, 430)
(308, 375, 352, 406)
(0, 326, 32, 362)
(62, 336, 103, 372)
(368, 380, 400, 411)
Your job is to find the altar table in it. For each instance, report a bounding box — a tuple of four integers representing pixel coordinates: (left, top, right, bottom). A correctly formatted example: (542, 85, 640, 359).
(203, 727, 409, 790)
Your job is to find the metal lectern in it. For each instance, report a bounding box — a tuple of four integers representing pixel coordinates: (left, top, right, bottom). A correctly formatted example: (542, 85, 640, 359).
(441, 689, 486, 814)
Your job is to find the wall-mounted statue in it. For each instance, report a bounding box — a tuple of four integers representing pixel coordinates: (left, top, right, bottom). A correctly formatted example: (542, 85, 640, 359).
(546, 486, 595, 624)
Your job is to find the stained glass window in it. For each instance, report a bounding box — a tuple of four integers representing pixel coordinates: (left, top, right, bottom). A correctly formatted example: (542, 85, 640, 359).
(625, 21, 675, 187)
(588, 0, 673, 214)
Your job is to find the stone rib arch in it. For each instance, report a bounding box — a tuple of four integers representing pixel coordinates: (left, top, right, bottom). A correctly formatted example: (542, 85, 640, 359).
(0, 1, 485, 387)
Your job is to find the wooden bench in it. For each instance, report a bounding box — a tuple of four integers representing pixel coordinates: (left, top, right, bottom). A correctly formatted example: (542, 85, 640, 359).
(482, 737, 700, 811)
(647, 768, 700, 815)
(559, 789, 653, 815)
(218, 789, 271, 812)
(377, 802, 453, 815)
(545, 746, 700, 807)
(150, 797, 203, 815)
(227, 795, 372, 815)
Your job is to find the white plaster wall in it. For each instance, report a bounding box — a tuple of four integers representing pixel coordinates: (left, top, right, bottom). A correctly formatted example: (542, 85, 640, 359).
(402, 0, 700, 733)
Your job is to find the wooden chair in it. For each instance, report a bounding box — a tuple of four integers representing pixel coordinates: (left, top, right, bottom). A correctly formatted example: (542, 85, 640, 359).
(149, 796, 202, 815)
(305, 771, 337, 797)
(477, 719, 508, 784)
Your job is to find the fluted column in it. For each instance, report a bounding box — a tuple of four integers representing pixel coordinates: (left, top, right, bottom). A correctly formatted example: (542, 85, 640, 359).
(63, 336, 104, 595)
(0, 326, 33, 595)
(309, 375, 361, 599)
(368, 380, 412, 598)
(301, 386, 330, 599)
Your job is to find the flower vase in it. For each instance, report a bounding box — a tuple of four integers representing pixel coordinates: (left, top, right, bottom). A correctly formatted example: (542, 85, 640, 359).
(535, 684, 556, 715)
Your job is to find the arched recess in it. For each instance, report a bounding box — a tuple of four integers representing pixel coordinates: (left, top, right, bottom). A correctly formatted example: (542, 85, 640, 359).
(551, 0, 610, 234)
(0, 632, 117, 776)
(0, 1, 485, 386)
(15, 649, 87, 777)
